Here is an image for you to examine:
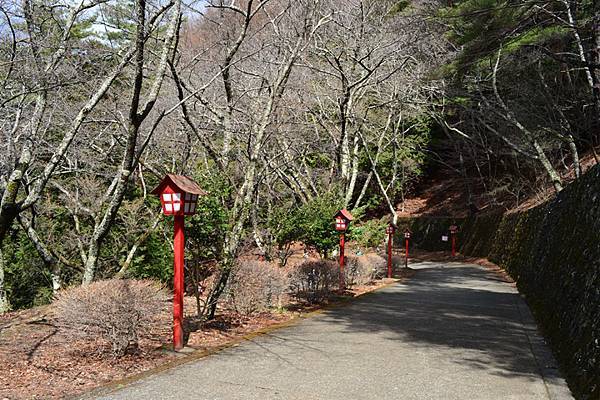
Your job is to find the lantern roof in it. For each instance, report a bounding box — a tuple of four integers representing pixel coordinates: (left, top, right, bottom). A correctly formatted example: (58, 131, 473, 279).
(334, 208, 354, 221)
(151, 174, 207, 196)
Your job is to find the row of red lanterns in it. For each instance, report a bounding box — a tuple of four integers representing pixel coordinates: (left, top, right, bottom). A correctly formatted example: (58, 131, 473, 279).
(333, 210, 414, 283)
(151, 174, 459, 351)
(333, 210, 460, 284)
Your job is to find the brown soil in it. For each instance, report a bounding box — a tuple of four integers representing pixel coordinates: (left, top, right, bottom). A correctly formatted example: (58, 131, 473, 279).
(397, 152, 598, 218)
(0, 305, 175, 400)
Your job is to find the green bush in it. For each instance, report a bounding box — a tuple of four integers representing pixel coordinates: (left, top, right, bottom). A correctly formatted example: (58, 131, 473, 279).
(2, 231, 52, 309)
(271, 192, 344, 259)
(349, 218, 387, 250)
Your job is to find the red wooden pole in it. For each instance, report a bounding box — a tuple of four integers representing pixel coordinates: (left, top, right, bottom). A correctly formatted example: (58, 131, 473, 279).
(339, 233, 345, 290)
(387, 232, 392, 278)
(451, 233, 456, 257)
(173, 215, 185, 350)
(405, 237, 409, 268)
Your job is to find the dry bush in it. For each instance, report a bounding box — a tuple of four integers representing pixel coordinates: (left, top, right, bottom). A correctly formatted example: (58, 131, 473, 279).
(227, 261, 288, 315)
(345, 254, 387, 286)
(54, 279, 169, 357)
(289, 260, 339, 303)
(368, 254, 388, 279)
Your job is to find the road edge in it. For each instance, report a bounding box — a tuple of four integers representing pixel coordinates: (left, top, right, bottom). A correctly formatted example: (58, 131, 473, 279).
(74, 275, 408, 400)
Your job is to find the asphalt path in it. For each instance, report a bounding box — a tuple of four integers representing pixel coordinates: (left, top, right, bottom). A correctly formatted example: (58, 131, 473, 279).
(90, 261, 573, 400)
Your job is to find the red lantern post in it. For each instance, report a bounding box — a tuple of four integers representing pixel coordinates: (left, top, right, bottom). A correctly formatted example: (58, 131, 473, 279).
(334, 209, 354, 290)
(449, 224, 459, 257)
(173, 215, 184, 348)
(404, 228, 412, 268)
(152, 175, 206, 350)
(386, 224, 395, 278)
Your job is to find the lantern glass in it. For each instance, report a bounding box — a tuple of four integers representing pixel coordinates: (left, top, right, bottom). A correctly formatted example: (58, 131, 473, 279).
(183, 193, 198, 214)
(162, 192, 181, 214)
(335, 216, 347, 231)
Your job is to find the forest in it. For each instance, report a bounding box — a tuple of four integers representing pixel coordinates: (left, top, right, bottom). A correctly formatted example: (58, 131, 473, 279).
(0, 0, 597, 319)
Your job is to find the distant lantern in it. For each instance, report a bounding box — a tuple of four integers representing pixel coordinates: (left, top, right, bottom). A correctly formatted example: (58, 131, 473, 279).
(386, 223, 396, 278)
(334, 208, 354, 232)
(449, 224, 459, 257)
(386, 224, 396, 235)
(152, 174, 206, 351)
(404, 228, 412, 268)
(333, 208, 354, 290)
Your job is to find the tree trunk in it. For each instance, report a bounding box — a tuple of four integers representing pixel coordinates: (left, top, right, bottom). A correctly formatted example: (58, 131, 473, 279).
(532, 139, 564, 192)
(492, 49, 563, 192)
(566, 134, 581, 178)
(0, 247, 9, 313)
(0, 93, 45, 245)
(338, 89, 352, 190)
(51, 263, 62, 294)
(344, 133, 360, 206)
(19, 214, 63, 294)
(354, 171, 373, 209)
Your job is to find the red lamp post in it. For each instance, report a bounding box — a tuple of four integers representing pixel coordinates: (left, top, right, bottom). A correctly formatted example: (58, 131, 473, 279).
(404, 228, 412, 268)
(334, 209, 354, 290)
(449, 224, 459, 257)
(152, 174, 206, 351)
(386, 224, 396, 278)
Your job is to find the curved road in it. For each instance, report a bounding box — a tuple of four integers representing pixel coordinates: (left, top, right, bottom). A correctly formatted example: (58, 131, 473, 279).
(90, 261, 573, 400)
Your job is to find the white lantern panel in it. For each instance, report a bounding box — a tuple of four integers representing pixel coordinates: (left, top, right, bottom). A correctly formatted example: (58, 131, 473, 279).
(173, 202, 181, 212)
(190, 203, 196, 213)
(173, 193, 181, 201)
(184, 203, 190, 213)
(165, 203, 173, 212)
(163, 193, 172, 202)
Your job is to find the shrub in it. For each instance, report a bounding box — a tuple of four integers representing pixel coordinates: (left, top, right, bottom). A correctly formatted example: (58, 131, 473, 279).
(54, 279, 169, 357)
(270, 192, 344, 259)
(227, 261, 288, 315)
(289, 260, 339, 303)
(345, 254, 387, 286)
(369, 254, 388, 279)
(349, 218, 387, 250)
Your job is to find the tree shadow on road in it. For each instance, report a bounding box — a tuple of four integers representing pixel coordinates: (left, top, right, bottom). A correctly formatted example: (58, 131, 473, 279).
(311, 262, 559, 382)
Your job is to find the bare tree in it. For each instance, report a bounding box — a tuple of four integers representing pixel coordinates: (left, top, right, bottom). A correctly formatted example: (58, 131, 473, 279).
(171, 0, 331, 318)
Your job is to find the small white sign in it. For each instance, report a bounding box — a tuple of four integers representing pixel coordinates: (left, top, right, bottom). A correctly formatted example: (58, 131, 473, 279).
(442, 235, 449, 242)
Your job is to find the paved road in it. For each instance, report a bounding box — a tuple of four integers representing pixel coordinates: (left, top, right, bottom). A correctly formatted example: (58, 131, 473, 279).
(91, 262, 573, 400)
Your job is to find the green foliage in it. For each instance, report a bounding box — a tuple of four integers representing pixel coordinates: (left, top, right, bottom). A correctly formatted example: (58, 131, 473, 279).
(348, 218, 388, 250)
(358, 115, 431, 207)
(387, 0, 411, 16)
(271, 192, 345, 258)
(187, 174, 230, 263)
(98, 1, 137, 46)
(127, 231, 173, 283)
(439, 0, 572, 75)
(2, 230, 52, 309)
